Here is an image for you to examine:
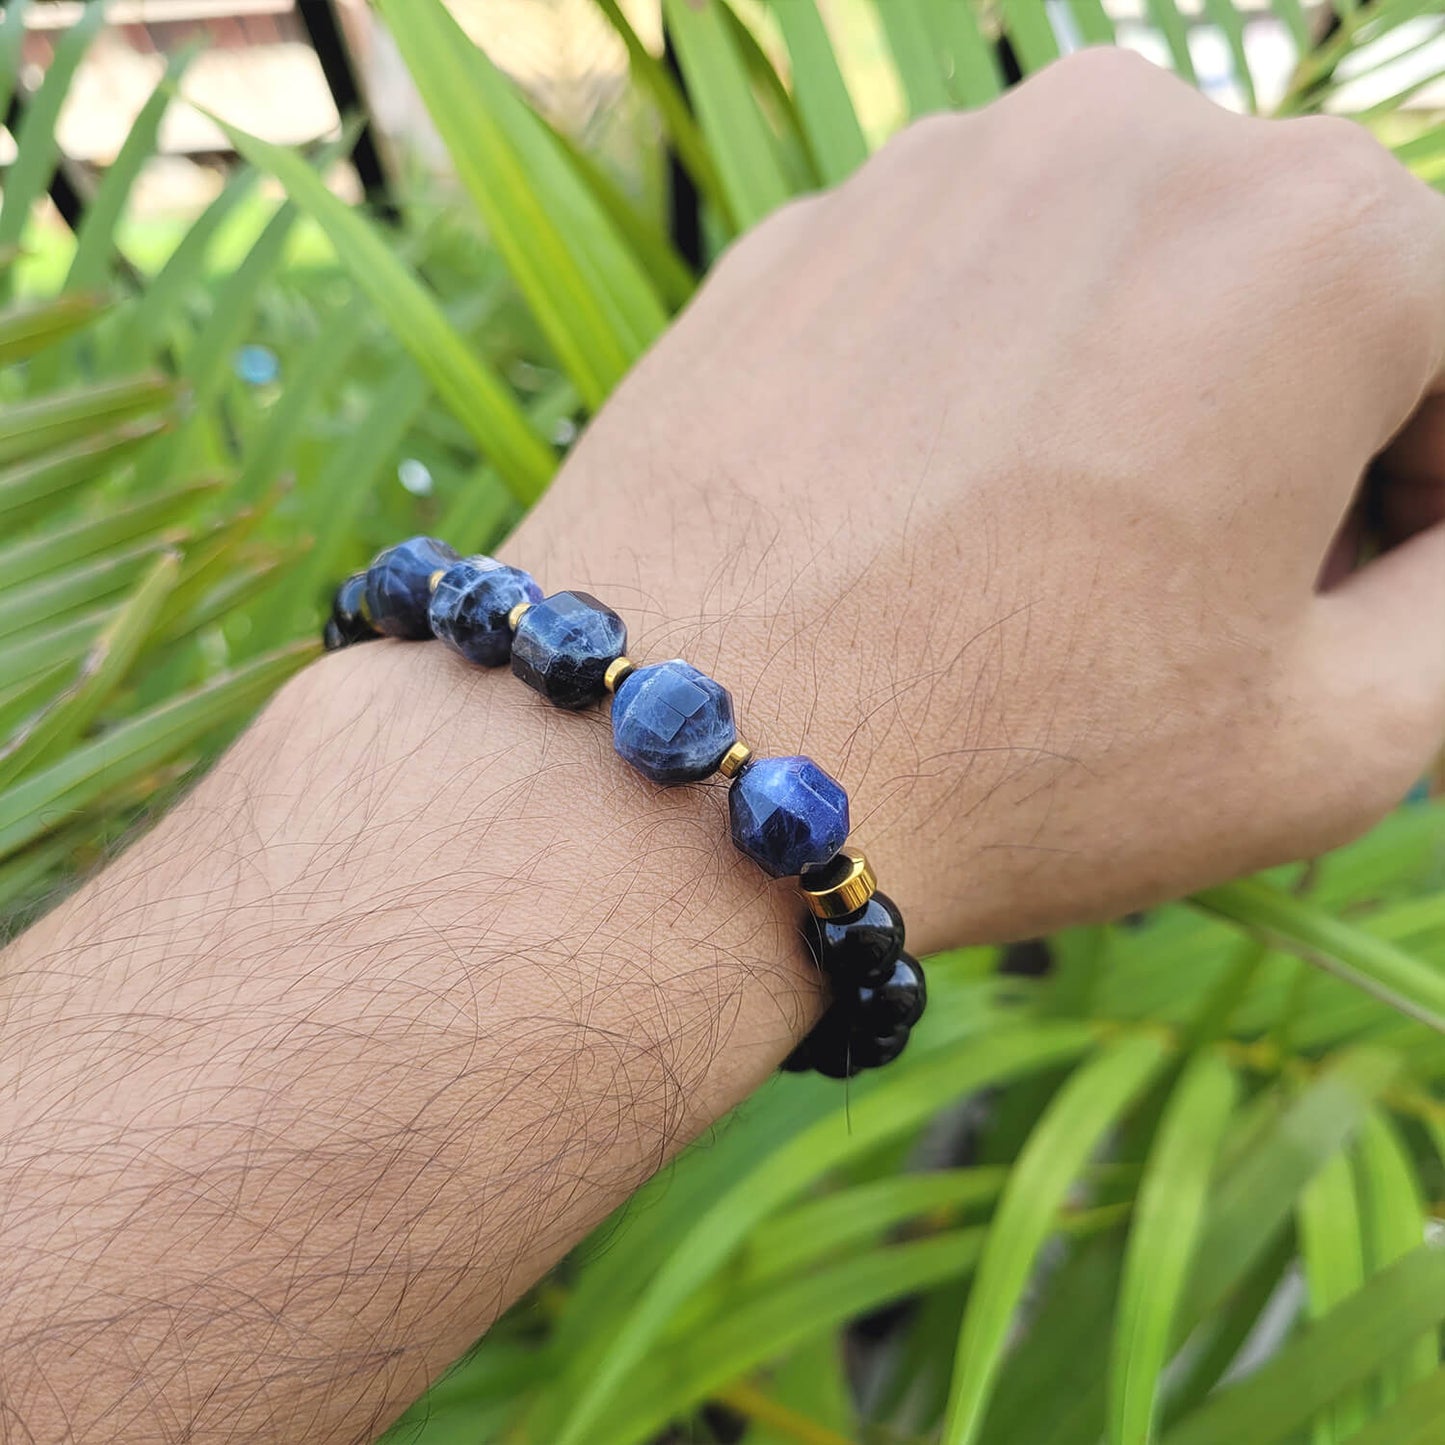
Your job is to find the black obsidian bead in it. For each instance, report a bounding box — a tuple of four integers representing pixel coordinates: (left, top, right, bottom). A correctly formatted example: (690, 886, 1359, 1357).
(802, 1009, 916, 1078)
(511, 590, 627, 709)
(779, 1038, 815, 1073)
(854, 954, 926, 1030)
(805, 891, 905, 986)
(324, 571, 377, 651)
(364, 536, 460, 640)
(850, 1024, 911, 1069)
(800, 1007, 864, 1080)
(785, 931, 923, 1081)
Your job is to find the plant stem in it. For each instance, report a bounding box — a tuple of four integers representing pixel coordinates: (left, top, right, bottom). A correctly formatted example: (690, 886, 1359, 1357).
(712, 1380, 859, 1445)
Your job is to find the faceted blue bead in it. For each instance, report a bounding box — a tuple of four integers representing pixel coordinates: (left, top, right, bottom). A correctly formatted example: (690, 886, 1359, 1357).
(728, 756, 850, 877)
(611, 660, 736, 783)
(511, 590, 627, 709)
(428, 556, 543, 667)
(364, 536, 460, 640)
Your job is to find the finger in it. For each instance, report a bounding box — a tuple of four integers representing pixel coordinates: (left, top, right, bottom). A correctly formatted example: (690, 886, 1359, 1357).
(1318, 496, 1367, 592)
(1314, 522, 1445, 784)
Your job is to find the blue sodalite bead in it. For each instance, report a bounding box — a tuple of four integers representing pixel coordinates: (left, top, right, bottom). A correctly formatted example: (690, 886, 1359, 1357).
(364, 536, 460, 639)
(728, 756, 849, 877)
(611, 660, 736, 783)
(511, 590, 627, 709)
(428, 556, 543, 667)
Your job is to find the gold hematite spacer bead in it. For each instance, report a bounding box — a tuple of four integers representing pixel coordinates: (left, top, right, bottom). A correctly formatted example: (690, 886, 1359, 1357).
(799, 846, 878, 920)
(428, 569, 445, 593)
(507, 600, 533, 631)
(717, 741, 753, 779)
(603, 656, 635, 693)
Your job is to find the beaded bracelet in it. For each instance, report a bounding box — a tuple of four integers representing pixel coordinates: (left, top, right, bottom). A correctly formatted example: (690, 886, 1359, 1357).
(323, 537, 926, 1080)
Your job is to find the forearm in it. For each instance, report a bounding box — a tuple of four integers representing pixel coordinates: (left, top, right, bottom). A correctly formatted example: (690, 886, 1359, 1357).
(0, 639, 813, 1442)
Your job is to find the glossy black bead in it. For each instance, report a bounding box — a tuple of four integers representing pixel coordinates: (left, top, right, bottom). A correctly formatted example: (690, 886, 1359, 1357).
(800, 1012, 914, 1078)
(365, 536, 460, 640)
(854, 953, 927, 1030)
(805, 891, 905, 986)
(803, 1008, 866, 1080)
(850, 1023, 911, 1069)
(325, 571, 377, 650)
(779, 1039, 815, 1073)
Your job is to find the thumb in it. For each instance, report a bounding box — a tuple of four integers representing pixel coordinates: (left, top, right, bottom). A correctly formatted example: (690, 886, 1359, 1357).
(1315, 522, 1445, 786)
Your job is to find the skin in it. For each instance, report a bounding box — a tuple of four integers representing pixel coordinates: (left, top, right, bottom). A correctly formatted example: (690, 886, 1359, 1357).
(4, 51, 1445, 1443)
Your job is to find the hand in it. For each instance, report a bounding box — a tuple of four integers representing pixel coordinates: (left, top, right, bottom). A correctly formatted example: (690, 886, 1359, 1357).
(508, 48, 1445, 951)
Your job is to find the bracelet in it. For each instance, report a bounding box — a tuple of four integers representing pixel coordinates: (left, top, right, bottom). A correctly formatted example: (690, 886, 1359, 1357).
(323, 537, 926, 1080)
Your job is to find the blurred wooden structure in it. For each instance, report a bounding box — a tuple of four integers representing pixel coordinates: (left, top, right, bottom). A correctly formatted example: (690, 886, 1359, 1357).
(0, 0, 384, 227)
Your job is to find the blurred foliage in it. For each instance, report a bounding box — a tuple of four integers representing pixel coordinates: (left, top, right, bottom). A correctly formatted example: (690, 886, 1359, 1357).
(6, 1, 1445, 1443)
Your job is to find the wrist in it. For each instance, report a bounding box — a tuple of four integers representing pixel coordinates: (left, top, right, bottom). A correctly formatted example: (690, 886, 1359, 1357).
(252, 639, 824, 1069)
(341, 525, 932, 1081)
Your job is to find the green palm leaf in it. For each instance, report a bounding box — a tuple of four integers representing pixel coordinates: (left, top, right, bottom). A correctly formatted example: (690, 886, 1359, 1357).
(661, 0, 794, 229)
(214, 121, 556, 502)
(768, 2, 869, 183)
(548, 1021, 1098, 1445)
(0, 1, 106, 268)
(1298, 1150, 1369, 1440)
(0, 642, 315, 863)
(942, 1032, 1170, 1445)
(1163, 1243, 1445, 1445)
(371, 0, 667, 407)
(1109, 1052, 1236, 1445)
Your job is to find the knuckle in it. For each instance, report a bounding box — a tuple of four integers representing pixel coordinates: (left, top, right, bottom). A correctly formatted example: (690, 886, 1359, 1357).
(708, 191, 826, 283)
(761, 189, 830, 237)
(1272, 116, 1439, 378)
(1279, 116, 1412, 242)
(838, 110, 985, 213)
(1274, 726, 1382, 855)
(1035, 45, 1162, 95)
(1000, 49, 1224, 187)
(1016, 46, 1193, 123)
(859, 110, 975, 180)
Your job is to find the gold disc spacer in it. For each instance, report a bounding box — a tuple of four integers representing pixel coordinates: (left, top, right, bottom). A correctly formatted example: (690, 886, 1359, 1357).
(799, 847, 877, 920)
(507, 600, 533, 631)
(717, 741, 754, 779)
(428, 569, 445, 593)
(603, 656, 636, 693)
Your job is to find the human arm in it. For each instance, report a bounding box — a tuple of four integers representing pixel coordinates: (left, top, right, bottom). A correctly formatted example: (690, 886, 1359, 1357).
(6, 51, 1445, 1442)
